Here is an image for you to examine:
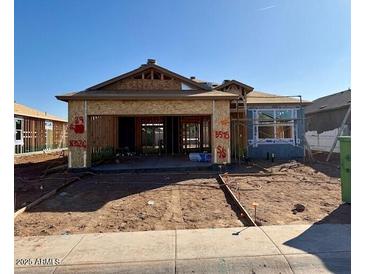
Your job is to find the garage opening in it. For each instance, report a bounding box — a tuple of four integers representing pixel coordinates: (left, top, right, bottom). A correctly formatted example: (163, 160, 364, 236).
(89, 115, 211, 164)
(118, 117, 135, 154)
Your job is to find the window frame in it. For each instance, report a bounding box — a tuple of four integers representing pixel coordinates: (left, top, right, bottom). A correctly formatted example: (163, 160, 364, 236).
(253, 108, 296, 145)
(14, 117, 24, 145)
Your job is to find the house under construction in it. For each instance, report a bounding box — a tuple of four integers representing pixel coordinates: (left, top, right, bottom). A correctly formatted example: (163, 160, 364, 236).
(14, 102, 68, 154)
(56, 59, 309, 169)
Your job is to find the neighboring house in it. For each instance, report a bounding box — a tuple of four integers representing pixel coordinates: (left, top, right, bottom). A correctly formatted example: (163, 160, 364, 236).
(305, 89, 351, 153)
(56, 59, 309, 169)
(14, 102, 68, 154)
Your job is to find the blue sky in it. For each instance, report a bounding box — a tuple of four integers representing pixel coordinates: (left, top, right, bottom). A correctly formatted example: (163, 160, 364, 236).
(15, 0, 350, 119)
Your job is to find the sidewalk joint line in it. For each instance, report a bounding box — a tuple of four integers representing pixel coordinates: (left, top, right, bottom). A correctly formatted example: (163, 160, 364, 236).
(258, 227, 295, 274)
(57, 234, 86, 270)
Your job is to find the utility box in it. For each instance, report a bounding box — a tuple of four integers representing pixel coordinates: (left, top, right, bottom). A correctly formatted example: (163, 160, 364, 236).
(339, 136, 351, 203)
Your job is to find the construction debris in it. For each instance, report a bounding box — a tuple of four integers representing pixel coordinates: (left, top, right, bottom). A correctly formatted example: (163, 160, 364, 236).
(292, 204, 306, 214)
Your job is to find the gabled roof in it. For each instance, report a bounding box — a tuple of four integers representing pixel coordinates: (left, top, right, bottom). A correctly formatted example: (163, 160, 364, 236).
(14, 103, 67, 122)
(56, 60, 243, 101)
(304, 89, 351, 114)
(55, 60, 311, 104)
(247, 91, 310, 105)
(87, 62, 210, 91)
(215, 80, 254, 92)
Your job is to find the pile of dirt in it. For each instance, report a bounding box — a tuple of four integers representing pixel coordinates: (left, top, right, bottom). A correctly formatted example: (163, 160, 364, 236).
(225, 161, 350, 225)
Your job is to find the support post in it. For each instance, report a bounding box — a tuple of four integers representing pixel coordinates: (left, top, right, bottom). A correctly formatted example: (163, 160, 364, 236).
(212, 100, 231, 164)
(326, 106, 351, 161)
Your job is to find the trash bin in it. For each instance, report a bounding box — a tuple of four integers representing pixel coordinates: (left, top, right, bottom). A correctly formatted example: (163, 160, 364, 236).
(339, 136, 351, 203)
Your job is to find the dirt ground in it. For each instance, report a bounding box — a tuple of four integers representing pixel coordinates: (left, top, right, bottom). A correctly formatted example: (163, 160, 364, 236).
(14, 150, 68, 165)
(14, 173, 243, 237)
(14, 151, 68, 210)
(14, 151, 350, 236)
(225, 160, 350, 226)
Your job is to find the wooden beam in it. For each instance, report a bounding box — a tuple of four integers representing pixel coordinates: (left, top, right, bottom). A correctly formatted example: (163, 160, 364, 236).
(217, 174, 257, 227)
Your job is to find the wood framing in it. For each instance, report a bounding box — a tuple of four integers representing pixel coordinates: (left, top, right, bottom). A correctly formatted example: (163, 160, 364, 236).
(14, 114, 67, 154)
(56, 59, 308, 168)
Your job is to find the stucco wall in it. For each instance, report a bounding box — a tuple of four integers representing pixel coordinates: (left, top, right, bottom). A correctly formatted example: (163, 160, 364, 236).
(68, 99, 231, 168)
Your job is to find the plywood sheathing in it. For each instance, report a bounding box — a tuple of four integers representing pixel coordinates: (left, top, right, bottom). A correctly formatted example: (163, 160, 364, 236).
(87, 100, 214, 116)
(87, 62, 209, 91)
(212, 100, 231, 164)
(68, 98, 232, 167)
(247, 91, 309, 105)
(102, 78, 182, 90)
(68, 101, 87, 168)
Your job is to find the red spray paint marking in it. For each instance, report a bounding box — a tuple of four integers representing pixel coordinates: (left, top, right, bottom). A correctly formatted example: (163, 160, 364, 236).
(69, 139, 86, 148)
(69, 116, 85, 134)
(215, 130, 230, 139)
(217, 145, 227, 159)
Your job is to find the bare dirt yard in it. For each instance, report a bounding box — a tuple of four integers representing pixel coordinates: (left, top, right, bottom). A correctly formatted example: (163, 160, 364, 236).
(14, 173, 243, 237)
(225, 160, 350, 226)
(14, 150, 68, 210)
(14, 152, 349, 237)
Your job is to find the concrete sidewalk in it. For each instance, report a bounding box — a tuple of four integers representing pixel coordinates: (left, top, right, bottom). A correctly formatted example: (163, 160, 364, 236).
(14, 224, 350, 273)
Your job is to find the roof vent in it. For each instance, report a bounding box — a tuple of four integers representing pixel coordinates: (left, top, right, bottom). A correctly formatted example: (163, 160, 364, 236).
(190, 76, 196, 80)
(223, 80, 230, 84)
(147, 59, 156, 64)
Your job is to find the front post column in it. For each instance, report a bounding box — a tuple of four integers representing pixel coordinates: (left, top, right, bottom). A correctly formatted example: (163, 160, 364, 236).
(212, 100, 231, 164)
(68, 100, 90, 169)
